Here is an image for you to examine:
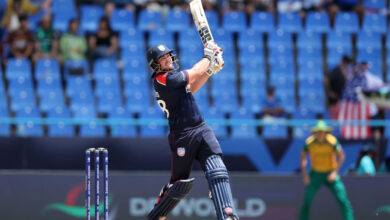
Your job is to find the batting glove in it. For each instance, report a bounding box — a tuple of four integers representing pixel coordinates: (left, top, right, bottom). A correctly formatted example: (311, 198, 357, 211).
(203, 41, 219, 60)
(206, 49, 224, 76)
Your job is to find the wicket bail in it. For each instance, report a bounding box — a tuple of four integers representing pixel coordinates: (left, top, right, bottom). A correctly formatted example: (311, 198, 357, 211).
(85, 148, 108, 220)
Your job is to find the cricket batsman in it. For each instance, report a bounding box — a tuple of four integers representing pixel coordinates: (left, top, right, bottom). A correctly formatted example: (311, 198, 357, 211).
(145, 42, 239, 220)
(299, 120, 354, 220)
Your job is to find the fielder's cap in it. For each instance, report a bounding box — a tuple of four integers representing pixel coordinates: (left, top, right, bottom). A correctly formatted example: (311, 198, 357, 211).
(310, 120, 332, 133)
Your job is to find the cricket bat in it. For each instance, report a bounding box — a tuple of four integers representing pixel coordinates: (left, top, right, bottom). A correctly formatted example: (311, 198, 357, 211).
(190, 0, 214, 45)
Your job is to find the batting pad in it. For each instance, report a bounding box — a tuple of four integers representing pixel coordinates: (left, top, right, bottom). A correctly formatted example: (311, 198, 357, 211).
(147, 178, 195, 220)
(205, 155, 239, 220)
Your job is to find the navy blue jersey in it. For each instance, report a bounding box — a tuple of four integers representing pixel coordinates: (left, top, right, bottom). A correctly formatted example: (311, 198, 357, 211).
(153, 70, 204, 131)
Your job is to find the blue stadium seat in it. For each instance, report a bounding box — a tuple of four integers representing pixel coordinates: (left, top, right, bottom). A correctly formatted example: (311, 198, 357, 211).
(72, 105, 96, 119)
(278, 12, 302, 33)
(124, 75, 149, 96)
(122, 58, 148, 80)
(8, 77, 34, 97)
(250, 11, 275, 33)
(222, 11, 247, 32)
(296, 30, 322, 49)
(125, 90, 151, 114)
(28, 9, 45, 30)
(47, 106, 74, 137)
(305, 11, 330, 33)
(180, 44, 203, 64)
(37, 77, 62, 96)
(262, 124, 288, 138)
(299, 76, 324, 91)
(35, 59, 61, 80)
(277, 91, 296, 113)
(357, 47, 382, 63)
(0, 106, 10, 136)
(362, 13, 386, 34)
(66, 76, 93, 97)
(148, 28, 175, 50)
(80, 5, 104, 32)
(52, 0, 76, 13)
(299, 91, 326, 113)
(268, 46, 294, 64)
(292, 108, 316, 138)
(5, 59, 31, 80)
(93, 59, 119, 79)
(97, 91, 123, 114)
(119, 28, 144, 48)
(139, 107, 166, 137)
(10, 89, 36, 112)
(239, 44, 265, 65)
(39, 89, 66, 112)
(0, 92, 7, 109)
(238, 29, 263, 48)
(240, 61, 266, 77)
(205, 10, 219, 29)
(69, 91, 95, 111)
(241, 74, 266, 95)
(363, 0, 386, 10)
(356, 31, 382, 50)
(326, 30, 352, 50)
(178, 27, 203, 48)
(202, 107, 228, 138)
(211, 90, 239, 114)
(138, 9, 163, 31)
(334, 12, 359, 33)
(166, 9, 190, 32)
(269, 61, 295, 76)
(298, 60, 323, 78)
(121, 43, 146, 62)
(193, 89, 209, 110)
(241, 91, 264, 114)
(297, 47, 322, 64)
(53, 10, 77, 32)
(230, 107, 257, 138)
(80, 120, 106, 137)
(110, 9, 135, 31)
(108, 106, 137, 137)
(213, 28, 234, 50)
(15, 106, 43, 137)
(270, 75, 295, 91)
(268, 29, 293, 48)
(95, 77, 121, 97)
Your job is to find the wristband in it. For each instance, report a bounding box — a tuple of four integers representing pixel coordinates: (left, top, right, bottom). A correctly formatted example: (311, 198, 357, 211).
(203, 55, 211, 61)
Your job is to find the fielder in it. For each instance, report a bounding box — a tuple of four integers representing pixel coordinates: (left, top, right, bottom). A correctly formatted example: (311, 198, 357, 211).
(299, 120, 354, 220)
(146, 42, 239, 220)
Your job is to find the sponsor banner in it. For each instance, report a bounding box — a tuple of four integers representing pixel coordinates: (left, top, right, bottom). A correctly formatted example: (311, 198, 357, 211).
(0, 171, 389, 220)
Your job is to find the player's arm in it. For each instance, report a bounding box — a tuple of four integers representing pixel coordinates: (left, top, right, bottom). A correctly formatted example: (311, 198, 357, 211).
(185, 42, 220, 94)
(328, 141, 345, 182)
(334, 146, 346, 173)
(185, 58, 211, 94)
(301, 145, 310, 185)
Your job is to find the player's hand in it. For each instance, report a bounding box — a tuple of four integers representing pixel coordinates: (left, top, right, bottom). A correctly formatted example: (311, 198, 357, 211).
(302, 174, 310, 185)
(206, 49, 224, 75)
(327, 171, 338, 183)
(204, 41, 219, 58)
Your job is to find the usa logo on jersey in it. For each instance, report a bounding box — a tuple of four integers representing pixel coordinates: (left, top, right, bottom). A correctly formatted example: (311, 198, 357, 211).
(177, 147, 185, 157)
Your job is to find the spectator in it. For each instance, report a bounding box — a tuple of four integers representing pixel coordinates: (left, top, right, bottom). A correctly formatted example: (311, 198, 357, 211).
(104, 1, 115, 18)
(302, 0, 331, 12)
(87, 16, 118, 62)
(59, 18, 87, 64)
(245, 0, 275, 15)
(355, 143, 376, 176)
(1, 0, 51, 31)
(4, 14, 33, 64)
(328, 0, 364, 25)
(261, 85, 285, 118)
(33, 13, 60, 63)
(277, 0, 302, 13)
(359, 61, 385, 139)
(324, 55, 352, 119)
(378, 157, 390, 173)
